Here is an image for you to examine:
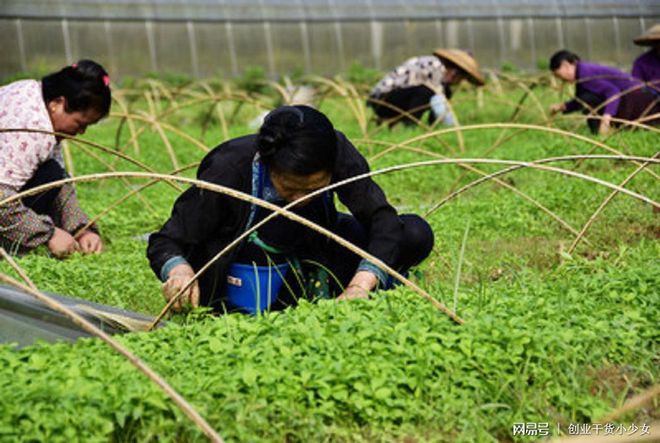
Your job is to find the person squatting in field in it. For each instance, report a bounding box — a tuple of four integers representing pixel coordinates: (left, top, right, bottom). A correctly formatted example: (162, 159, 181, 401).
(367, 48, 485, 128)
(0, 60, 111, 257)
(548, 50, 660, 135)
(147, 105, 434, 313)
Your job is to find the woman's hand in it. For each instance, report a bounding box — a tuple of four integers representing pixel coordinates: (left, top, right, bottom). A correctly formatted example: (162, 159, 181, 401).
(598, 114, 612, 135)
(77, 230, 103, 254)
(339, 285, 370, 300)
(337, 270, 378, 301)
(47, 227, 79, 258)
(163, 263, 200, 311)
(549, 102, 566, 115)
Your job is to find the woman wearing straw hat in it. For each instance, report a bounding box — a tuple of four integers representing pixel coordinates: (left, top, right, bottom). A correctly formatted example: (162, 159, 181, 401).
(632, 24, 660, 91)
(0, 60, 111, 257)
(548, 50, 660, 135)
(367, 49, 485, 128)
(148, 105, 434, 313)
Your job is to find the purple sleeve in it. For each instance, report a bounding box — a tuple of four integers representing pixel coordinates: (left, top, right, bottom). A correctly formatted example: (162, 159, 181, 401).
(632, 59, 644, 81)
(596, 82, 622, 116)
(576, 62, 630, 116)
(563, 99, 581, 114)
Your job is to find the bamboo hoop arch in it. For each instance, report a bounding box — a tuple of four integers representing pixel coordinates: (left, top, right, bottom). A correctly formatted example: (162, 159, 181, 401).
(3, 157, 657, 325)
(0, 249, 224, 443)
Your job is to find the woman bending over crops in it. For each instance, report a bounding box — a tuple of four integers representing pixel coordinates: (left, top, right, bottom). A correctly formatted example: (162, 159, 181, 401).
(148, 105, 434, 313)
(0, 60, 111, 257)
(548, 50, 660, 135)
(367, 49, 484, 127)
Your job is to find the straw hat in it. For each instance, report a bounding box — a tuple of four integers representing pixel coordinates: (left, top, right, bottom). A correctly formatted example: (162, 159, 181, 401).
(634, 24, 660, 46)
(433, 48, 485, 86)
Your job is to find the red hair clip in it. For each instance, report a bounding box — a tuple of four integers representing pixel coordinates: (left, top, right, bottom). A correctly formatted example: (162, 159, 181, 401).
(71, 63, 78, 69)
(103, 75, 110, 87)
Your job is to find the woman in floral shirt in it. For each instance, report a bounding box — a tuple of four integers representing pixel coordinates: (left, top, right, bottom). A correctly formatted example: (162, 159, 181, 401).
(368, 49, 484, 127)
(0, 60, 111, 257)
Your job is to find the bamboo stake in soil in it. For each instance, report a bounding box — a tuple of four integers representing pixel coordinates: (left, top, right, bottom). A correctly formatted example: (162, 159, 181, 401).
(110, 112, 210, 154)
(365, 123, 660, 183)
(77, 163, 200, 236)
(111, 94, 142, 155)
(305, 76, 369, 136)
(363, 139, 587, 242)
(598, 384, 660, 423)
(424, 155, 659, 218)
(150, 113, 181, 170)
(72, 141, 159, 216)
(0, 249, 224, 443)
(568, 151, 660, 254)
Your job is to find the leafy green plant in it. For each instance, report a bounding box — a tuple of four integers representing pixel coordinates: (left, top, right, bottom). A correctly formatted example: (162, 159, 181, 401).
(0, 243, 657, 441)
(0, 75, 658, 442)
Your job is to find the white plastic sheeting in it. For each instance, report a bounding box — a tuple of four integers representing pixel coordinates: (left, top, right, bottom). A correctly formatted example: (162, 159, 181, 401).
(0, 285, 160, 348)
(2, 0, 658, 21)
(0, 1, 657, 78)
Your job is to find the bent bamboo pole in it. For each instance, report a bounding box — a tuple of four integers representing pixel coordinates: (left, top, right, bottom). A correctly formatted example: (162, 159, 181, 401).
(0, 249, 224, 443)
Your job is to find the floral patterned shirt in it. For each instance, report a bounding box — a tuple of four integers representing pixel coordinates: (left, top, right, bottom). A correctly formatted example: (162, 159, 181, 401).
(0, 80, 59, 188)
(0, 79, 94, 252)
(370, 55, 447, 97)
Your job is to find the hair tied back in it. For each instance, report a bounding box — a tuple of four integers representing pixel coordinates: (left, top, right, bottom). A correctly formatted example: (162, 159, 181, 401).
(287, 106, 304, 125)
(258, 106, 306, 158)
(264, 106, 304, 127)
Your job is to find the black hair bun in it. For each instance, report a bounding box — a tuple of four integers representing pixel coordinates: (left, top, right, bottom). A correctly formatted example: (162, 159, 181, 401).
(71, 60, 110, 89)
(257, 106, 305, 157)
(257, 126, 283, 157)
(42, 58, 111, 116)
(255, 105, 336, 175)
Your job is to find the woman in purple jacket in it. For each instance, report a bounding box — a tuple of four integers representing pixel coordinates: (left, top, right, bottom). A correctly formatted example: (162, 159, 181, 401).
(548, 50, 660, 134)
(632, 24, 660, 91)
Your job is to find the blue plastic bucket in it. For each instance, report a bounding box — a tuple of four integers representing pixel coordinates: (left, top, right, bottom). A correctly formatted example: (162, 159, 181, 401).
(225, 262, 290, 314)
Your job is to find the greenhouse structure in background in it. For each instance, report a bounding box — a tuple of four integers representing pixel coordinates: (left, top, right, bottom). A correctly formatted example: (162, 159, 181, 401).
(0, 0, 659, 80)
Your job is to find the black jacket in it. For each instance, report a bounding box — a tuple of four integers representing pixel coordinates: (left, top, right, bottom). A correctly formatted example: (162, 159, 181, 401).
(147, 131, 403, 305)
